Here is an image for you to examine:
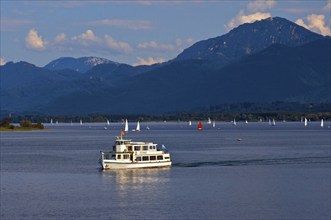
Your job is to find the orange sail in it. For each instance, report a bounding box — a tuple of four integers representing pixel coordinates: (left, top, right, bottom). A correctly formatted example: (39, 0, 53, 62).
(197, 121, 203, 130)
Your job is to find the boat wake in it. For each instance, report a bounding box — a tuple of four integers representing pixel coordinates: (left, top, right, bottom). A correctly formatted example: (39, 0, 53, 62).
(173, 156, 331, 167)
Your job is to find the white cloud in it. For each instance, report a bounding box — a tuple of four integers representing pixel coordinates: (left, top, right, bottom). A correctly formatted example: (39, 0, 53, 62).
(0, 58, 6, 66)
(226, 11, 271, 30)
(54, 33, 66, 43)
(73, 29, 100, 42)
(295, 14, 331, 36)
(134, 57, 165, 66)
(86, 19, 153, 30)
(247, 0, 276, 12)
(25, 29, 47, 51)
(104, 35, 132, 53)
(50, 30, 133, 54)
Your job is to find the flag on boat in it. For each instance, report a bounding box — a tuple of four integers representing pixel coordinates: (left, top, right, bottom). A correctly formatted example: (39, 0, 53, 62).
(121, 130, 125, 136)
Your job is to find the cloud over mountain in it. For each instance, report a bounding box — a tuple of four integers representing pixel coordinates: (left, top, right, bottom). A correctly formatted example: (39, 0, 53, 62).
(25, 29, 47, 51)
(295, 14, 331, 36)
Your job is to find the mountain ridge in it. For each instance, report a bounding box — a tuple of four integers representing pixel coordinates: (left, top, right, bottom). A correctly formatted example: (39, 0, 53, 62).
(1, 17, 330, 115)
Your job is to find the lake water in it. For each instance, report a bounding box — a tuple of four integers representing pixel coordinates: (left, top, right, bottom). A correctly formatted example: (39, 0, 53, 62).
(1, 121, 330, 219)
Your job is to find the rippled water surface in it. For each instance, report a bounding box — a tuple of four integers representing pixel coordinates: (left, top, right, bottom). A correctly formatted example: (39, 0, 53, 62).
(1, 121, 330, 219)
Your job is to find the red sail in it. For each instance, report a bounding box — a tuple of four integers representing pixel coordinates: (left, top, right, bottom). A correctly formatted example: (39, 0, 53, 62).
(197, 121, 203, 130)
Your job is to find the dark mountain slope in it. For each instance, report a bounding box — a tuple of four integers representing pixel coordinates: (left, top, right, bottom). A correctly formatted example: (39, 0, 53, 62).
(175, 17, 324, 66)
(43, 39, 330, 115)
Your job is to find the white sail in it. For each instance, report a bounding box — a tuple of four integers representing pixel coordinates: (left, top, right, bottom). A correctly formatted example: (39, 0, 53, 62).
(212, 121, 216, 127)
(245, 120, 248, 124)
(107, 120, 110, 125)
(321, 119, 324, 128)
(50, 119, 53, 124)
(304, 118, 308, 127)
(136, 121, 140, 131)
(272, 119, 276, 126)
(189, 121, 192, 126)
(124, 119, 129, 132)
(80, 119, 83, 125)
(208, 117, 212, 124)
(233, 119, 236, 126)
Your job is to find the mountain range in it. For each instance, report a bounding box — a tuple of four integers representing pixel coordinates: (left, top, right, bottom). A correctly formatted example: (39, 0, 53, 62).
(1, 17, 330, 115)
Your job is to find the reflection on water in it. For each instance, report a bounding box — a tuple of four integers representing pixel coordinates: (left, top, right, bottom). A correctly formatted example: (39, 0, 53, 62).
(100, 168, 172, 215)
(101, 168, 171, 191)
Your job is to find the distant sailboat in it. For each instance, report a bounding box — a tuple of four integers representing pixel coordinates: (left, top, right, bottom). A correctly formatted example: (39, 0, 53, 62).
(107, 120, 110, 125)
(321, 119, 324, 128)
(272, 119, 276, 126)
(189, 121, 192, 126)
(50, 119, 53, 124)
(124, 119, 129, 132)
(245, 120, 248, 124)
(212, 121, 216, 127)
(233, 119, 236, 126)
(208, 117, 212, 124)
(80, 119, 83, 125)
(269, 119, 272, 126)
(197, 121, 203, 130)
(304, 118, 308, 127)
(136, 121, 140, 131)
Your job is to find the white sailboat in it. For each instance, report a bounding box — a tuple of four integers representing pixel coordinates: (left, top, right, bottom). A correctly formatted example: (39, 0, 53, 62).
(189, 121, 192, 126)
(107, 120, 110, 125)
(304, 118, 308, 127)
(245, 120, 248, 124)
(136, 121, 140, 131)
(208, 117, 212, 124)
(124, 119, 129, 132)
(50, 119, 53, 124)
(272, 119, 276, 126)
(80, 119, 83, 125)
(212, 121, 216, 127)
(233, 119, 236, 126)
(321, 119, 324, 128)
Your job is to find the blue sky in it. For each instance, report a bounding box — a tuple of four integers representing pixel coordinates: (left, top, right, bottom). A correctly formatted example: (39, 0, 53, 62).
(1, 0, 330, 67)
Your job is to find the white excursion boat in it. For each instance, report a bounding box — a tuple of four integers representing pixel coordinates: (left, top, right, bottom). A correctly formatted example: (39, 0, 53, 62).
(100, 133, 172, 170)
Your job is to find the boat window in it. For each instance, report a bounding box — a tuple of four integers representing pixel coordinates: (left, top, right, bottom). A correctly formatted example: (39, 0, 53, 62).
(143, 146, 148, 150)
(128, 146, 132, 151)
(150, 156, 156, 161)
(112, 154, 116, 159)
(123, 154, 129, 159)
(136, 157, 141, 161)
(165, 157, 170, 159)
(134, 146, 140, 151)
(117, 155, 121, 160)
(142, 156, 149, 161)
(157, 156, 163, 160)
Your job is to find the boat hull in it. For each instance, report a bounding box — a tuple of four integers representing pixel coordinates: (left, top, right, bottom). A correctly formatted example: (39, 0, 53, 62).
(101, 161, 172, 170)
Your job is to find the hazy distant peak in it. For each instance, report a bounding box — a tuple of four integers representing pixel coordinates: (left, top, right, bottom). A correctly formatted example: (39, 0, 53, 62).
(44, 56, 118, 73)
